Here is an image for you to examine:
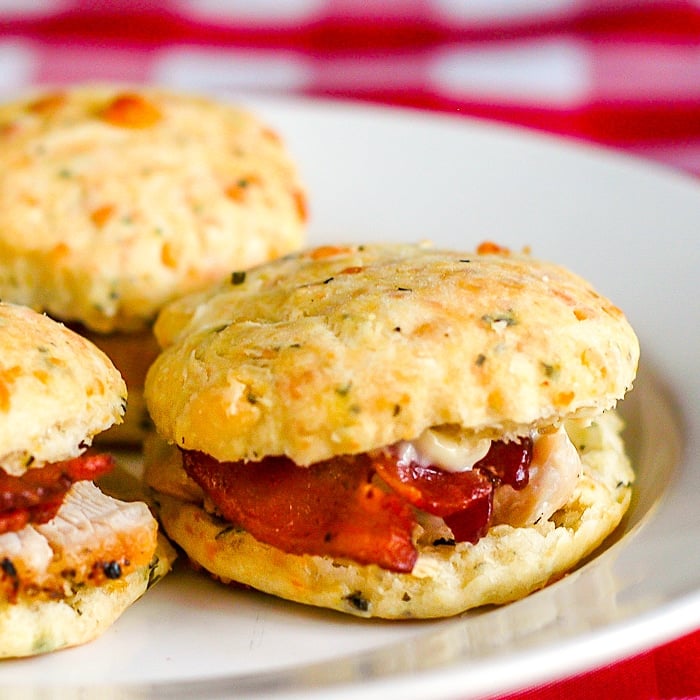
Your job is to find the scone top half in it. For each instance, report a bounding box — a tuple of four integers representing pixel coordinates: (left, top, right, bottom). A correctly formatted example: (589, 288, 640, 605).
(146, 242, 639, 466)
(0, 302, 126, 475)
(0, 85, 307, 333)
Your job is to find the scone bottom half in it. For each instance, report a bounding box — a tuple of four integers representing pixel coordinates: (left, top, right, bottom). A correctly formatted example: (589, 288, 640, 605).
(144, 241, 639, 619)
(0, 303, 173, 657)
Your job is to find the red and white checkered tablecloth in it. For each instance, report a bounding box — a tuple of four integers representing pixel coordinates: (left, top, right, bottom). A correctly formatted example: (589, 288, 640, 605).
(1, 2, 699, 698)
(2, 0, 700, 175)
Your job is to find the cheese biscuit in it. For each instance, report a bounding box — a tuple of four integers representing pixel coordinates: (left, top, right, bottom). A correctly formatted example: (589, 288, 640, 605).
(144, 242, 639, 618)
(0, 85, 307, 441)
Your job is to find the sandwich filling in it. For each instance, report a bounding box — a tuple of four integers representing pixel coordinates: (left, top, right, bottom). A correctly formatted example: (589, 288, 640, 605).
(0, 453, 114, 535)
(141, 243, 638, 616)
(180, 421, 585, 574)
(0, 453, 160, 605)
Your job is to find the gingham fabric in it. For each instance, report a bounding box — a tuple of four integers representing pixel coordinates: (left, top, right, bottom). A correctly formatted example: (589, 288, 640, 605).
(2, 0, 700, 176)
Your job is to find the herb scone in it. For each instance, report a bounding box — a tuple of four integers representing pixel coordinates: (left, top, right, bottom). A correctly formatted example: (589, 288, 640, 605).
(0, 303, 172, 657)
(0, 85, 307, 442)
(144, 242, 639, 619)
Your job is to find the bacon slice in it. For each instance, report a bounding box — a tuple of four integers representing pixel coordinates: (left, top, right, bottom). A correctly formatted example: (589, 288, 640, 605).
(183, 451, 418, 573)
(477, 437, 532, 489)
(443, 494, 493, 544)
(183, 437, 534, 571)
(374, 450, 495, 544)
(373, 450, 493, 516)
(0, 454, 114, 534)
(374, 439, 532, 544)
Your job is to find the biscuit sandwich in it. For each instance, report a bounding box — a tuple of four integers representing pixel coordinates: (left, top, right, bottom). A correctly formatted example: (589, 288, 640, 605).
(0, 85, 307, 442)
(143, 242, 639, 619)
(0, 302, 172, 657)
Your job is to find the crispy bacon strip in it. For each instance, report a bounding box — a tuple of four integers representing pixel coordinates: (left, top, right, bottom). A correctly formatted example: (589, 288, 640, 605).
(183, 451, 418, 573)
(374, 450, 496, 544)
(184, 438, 533, 572)
(477, 437, 532, 489)
(443, 494, 494, 544)
(373, 451, 493, 516)
(0, 454, 114, 534)
(373, 439, 532, 544)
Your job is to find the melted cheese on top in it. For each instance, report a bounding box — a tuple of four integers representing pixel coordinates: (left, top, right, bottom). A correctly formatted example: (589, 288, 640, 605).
(398, 426, 491, 472)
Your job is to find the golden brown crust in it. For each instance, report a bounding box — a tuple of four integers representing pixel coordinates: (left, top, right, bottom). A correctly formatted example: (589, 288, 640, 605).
(153, 412, 633, 618)
(0, 85, 307, 332)
(145, 243, 640, 465)
(0, 303, 126, 475)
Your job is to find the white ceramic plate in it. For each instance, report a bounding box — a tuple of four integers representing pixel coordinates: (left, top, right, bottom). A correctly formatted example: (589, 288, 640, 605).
(2, 96, 699, 700)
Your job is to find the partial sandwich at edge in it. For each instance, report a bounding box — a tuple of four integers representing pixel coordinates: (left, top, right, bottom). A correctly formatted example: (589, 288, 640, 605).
(0, 302, 173, 657)
(144, 242, 639, 619)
